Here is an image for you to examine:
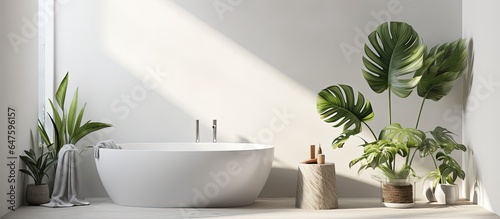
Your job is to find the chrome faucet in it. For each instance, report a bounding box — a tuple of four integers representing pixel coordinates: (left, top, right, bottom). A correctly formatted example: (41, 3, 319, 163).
(212, 119, 217, 143)
(195, 120, 200, 143)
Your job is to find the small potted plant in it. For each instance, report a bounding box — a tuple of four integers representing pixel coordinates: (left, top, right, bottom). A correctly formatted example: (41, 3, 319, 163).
(422, 127, 466, 204)
(19, 135, 57, 205)
(316, 21, 468, 208)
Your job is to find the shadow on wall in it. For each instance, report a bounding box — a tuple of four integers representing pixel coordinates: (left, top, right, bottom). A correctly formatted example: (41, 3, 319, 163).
(466, 149, 480, 204)
(464, 38, 475, 103)
(259, 167, 380, 198)
(463, 38, 481, 204)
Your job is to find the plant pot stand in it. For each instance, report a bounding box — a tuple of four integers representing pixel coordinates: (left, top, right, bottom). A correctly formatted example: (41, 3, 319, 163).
(295, 163, 338, 209)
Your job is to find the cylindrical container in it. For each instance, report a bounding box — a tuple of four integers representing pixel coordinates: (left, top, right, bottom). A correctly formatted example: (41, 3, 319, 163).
(372, 174, 418, 208)
(295, 163, 338, 209)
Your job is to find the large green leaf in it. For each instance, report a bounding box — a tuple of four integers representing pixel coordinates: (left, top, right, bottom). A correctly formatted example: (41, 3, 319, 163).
(317, 84, 374, 148)
(382, 123, 425, 148)
(417, 39, 467, 101)
(67, 88, 79, 137)
(362, 21, 425, 98)
(55, 72, 69, 110)
(49, 99, 66, 147)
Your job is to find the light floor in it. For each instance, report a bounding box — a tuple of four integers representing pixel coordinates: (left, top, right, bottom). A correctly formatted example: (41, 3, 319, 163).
(1, 197, 498, 219)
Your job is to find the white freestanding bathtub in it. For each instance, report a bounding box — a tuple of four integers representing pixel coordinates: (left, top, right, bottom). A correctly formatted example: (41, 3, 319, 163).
(94, 143, 274, 208)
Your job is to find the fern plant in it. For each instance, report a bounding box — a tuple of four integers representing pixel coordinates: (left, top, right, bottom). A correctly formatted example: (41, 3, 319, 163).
(39, 72, 112, 159)
(317, 21, 467, 181)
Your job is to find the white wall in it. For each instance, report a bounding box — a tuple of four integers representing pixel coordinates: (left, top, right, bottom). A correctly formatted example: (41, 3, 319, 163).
(53, 0, 463, 199)
(0, 1, 39, 216)
(462, 0, 500, 215)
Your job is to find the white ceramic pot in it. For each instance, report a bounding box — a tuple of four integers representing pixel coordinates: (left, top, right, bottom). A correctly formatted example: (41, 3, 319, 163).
(422, 179, 436, 202)
(435, 184, 459, 204)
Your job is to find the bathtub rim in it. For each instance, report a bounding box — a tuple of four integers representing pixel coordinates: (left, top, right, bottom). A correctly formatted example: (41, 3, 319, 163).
(107, 142, 274, 152)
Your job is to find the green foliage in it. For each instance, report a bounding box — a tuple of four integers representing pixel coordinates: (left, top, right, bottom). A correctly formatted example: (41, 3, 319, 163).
(38, 72, 112, 159)
(417, 39, 468, 101)
(317, 84, 374, 148)
(316, 21, 468, 181)
(19, 133, 57, 185)
(362, 21, 425, 98)
(349, 123, 423, 179)
(423, 127, 466, 186)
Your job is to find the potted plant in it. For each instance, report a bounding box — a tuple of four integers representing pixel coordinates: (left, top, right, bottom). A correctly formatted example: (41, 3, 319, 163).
(422, 127, 466, 204)
(39, 72, 112, 160)
(19, 133, 58, 205)
(316, 21, 467, 207)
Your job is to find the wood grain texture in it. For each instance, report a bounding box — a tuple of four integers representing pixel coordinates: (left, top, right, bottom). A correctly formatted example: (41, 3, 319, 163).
(295, 163, 338, 209)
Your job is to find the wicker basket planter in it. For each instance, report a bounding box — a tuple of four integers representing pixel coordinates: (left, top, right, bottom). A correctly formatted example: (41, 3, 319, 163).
(26, 184, 50, 205)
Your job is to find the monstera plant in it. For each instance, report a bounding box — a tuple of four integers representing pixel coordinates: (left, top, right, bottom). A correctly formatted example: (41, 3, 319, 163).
(317, 21, 467, 207)
(421, 126, 466, 204)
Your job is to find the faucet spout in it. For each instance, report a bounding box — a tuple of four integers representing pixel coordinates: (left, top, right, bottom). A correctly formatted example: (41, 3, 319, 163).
(196, 120, 200, 143)
(212, 119, 217, 143)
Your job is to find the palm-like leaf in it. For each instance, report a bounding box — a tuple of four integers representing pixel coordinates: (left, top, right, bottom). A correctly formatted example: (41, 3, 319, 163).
(362, 22, 425, 98)
(317, 84, 374, 148)
(417, 39, 467, 101)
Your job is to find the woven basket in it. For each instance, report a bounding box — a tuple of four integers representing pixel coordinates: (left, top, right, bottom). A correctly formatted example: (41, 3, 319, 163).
(26, 184, 50, 205)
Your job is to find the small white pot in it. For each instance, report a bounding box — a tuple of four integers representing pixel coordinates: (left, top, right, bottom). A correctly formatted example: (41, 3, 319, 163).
(435, 184, 459, 204)
(422, 179, 436, 202)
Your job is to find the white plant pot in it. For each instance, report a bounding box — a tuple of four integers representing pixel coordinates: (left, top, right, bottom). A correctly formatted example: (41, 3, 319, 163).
(422, 179, 436, 202)
(435, 184, 459, 204)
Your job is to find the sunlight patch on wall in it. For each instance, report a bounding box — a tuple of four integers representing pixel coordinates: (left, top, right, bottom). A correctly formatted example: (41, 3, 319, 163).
(99, 0, 375, 173)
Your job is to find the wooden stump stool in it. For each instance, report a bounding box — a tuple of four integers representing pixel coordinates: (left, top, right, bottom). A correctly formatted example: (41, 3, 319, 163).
(295, 163, 338, 209)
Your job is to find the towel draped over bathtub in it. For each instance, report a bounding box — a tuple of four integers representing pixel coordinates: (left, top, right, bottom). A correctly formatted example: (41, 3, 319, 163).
(42, 144, 89, 208)
(94, 139, 121, 158)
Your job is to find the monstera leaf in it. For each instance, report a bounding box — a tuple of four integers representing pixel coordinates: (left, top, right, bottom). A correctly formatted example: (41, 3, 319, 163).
(382, 123, 426, 148)
(317, 84, 374, 148)
(417, 39, 467, 101)
(429, 126, 466, 154)
(362, 22, 425, 98)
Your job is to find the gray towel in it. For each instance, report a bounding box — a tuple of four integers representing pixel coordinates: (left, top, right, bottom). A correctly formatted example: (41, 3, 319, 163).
(42, 144, 89, 208)
(94, 139, 121, 158)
